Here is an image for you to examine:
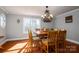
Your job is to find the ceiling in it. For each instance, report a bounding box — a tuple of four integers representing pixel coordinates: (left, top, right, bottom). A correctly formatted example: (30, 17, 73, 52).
(0, 6, 79, 16)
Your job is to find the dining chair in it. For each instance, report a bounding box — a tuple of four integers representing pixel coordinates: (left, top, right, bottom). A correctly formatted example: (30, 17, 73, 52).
(41, 30, 58, 53)
(23, 30, 42, 53)
(57, 30, 66, 52)
(41, 29, 67, 53)
(48, 30, 58, 52)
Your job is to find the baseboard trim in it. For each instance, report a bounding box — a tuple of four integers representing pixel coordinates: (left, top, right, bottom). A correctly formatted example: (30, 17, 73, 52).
(0, 38, 27, 45)
(66, 39, 79, 44)
(7, 38, 28, 41)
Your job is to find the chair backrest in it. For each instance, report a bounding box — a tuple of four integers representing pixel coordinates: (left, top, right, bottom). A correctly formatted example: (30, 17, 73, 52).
(48, 30, 58, 52)
(48, 30, 58, 43)
(58, 30, 66, 41)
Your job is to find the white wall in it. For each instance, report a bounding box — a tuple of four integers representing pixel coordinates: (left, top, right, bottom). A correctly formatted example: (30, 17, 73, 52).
(0, 8, 6, 44)
(6, 14, 54, 39)
(6, 14, 24, 38)
(40, 18, 55, 29)
(54, 9, 79, 42)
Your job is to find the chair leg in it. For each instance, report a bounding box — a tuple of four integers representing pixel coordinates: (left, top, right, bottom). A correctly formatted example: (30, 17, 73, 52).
(64, 41, 66, 52)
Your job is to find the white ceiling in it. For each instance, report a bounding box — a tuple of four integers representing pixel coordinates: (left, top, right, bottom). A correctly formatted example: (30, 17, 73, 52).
(0, 6, 79, 16)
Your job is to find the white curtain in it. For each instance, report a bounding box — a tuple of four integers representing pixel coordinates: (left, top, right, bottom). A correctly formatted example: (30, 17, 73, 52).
(23, 17, 41, 35)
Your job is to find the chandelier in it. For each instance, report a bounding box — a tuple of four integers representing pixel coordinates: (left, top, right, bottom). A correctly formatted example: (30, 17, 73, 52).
(41, 6, 53, 22)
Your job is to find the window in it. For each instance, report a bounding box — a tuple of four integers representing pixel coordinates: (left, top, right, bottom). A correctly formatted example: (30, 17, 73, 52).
(23, 17, 41, 35)
(0, 14, 6, 28)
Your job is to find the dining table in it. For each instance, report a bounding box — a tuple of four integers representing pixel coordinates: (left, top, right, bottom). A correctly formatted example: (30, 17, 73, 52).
(35, 30, 49, 39)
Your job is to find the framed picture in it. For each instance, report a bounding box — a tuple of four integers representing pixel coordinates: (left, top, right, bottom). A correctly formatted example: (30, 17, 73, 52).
(65, 15, 73, 23)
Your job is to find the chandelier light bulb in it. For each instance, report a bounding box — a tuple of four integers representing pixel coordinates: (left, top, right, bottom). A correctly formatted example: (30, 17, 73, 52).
(41, 15, 45, 18)
(50, 14, 53, 17)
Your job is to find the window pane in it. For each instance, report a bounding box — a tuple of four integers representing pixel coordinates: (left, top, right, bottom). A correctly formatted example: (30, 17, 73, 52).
(23, 17, 41, 35)
(0, 14, 6, 28)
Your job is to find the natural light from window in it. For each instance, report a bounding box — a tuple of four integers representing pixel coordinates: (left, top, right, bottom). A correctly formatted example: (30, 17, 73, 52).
(23, 17, 41, 35)
(0, 14, 6, 28)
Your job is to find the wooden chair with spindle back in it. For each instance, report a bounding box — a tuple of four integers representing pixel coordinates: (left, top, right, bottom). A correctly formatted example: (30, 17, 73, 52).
(25, 29, 33, 52)
(42, 30, 58, 53)
(57, 29, 66, 52)
(25, 30, 42, 53)
(48, 30, 58, 52)
(41, 28, 67, 53)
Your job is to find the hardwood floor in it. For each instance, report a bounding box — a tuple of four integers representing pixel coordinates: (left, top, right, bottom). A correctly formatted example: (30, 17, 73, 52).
(65, 41, 79, 53)
(0, 39, 79, 53)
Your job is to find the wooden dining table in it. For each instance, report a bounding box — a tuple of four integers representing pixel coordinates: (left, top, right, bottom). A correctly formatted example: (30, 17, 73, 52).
(35, 31, 49, 39)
